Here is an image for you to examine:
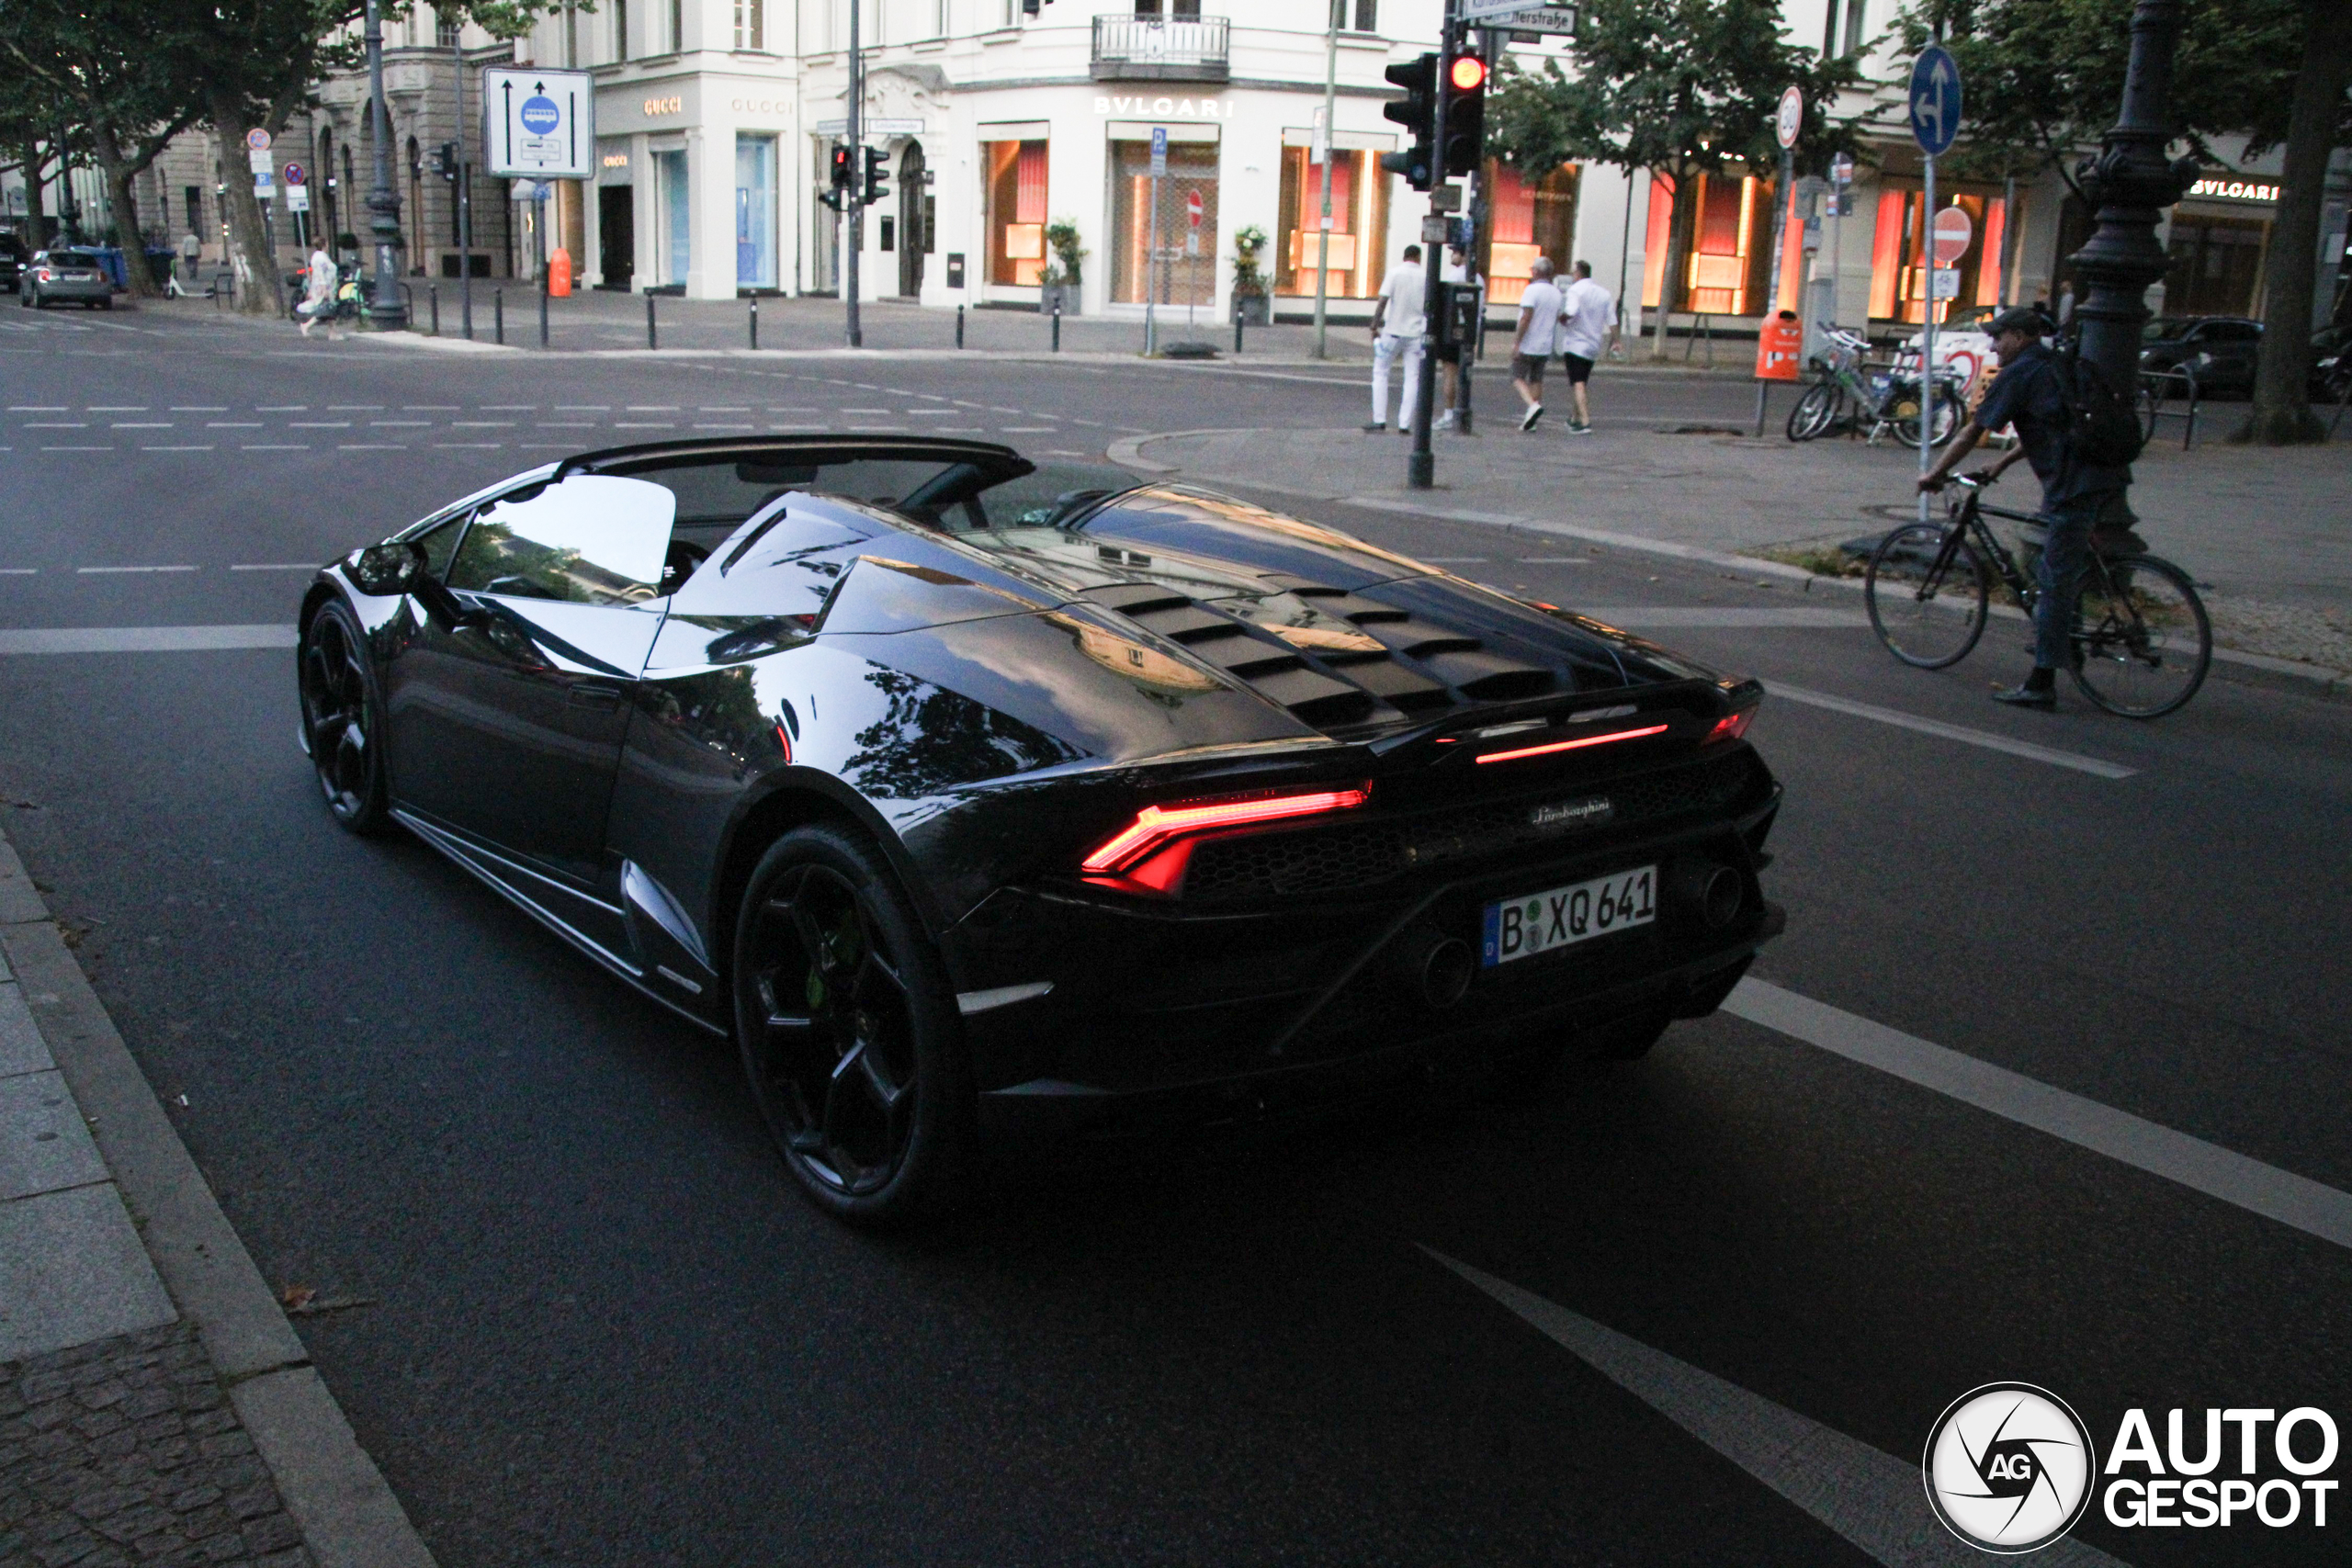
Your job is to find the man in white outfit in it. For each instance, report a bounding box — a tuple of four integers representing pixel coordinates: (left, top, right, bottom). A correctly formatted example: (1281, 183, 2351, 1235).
(1510, 257, 1564, 431)
(296, 245, 338, 337)
(1365, 244, 1427, 435)
(1556, 260, 1617, 434)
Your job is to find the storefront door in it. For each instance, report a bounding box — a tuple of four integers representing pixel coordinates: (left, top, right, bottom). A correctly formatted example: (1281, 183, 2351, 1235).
(598, 186, 634, 289)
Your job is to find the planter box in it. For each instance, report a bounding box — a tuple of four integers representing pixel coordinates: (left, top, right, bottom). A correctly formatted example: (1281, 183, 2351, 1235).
(1040, 283, 1081, 316)
(1232, 292, 1270, 326)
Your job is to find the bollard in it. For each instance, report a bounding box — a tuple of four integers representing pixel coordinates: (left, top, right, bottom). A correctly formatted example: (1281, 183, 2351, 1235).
(956, 305, 965, 349)
(429, 285, 439, 337)
(750, 296, 759, 350)
(646, 290, 657, 351)
(1051, 301, 1061, 353)
(1234, 314, 1244, 355)
(538, 283, 548, 349)
(493, 288, 503, 345)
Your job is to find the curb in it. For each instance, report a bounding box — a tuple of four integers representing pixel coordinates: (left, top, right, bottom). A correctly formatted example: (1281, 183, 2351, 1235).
(1112, 430, 2352, 705)
(0, 827, 437, 1568)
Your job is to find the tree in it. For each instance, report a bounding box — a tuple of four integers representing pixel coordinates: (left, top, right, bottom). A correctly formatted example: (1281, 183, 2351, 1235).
(0, 51, 75, 250)
(2240, 2, 2351, 445)
(1489, 0, 1865, 358)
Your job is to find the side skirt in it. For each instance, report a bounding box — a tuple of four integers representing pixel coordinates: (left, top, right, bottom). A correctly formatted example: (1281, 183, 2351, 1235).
(392, 809, 729, 1039)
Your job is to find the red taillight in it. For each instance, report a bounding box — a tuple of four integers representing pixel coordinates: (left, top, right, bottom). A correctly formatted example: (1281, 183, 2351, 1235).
(1705, 708, 1756, 746)
(1082, 784, 1371, 874)
(1474, 723, 1668, 765)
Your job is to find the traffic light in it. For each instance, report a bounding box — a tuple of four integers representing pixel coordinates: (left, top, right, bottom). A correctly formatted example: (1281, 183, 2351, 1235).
(429, 142, 459, 182)
(1442, 53, 1487, 178)
(1378, 53, 1438, 192)
(823, 143, 853, 210)
(862, 145, 889, 207)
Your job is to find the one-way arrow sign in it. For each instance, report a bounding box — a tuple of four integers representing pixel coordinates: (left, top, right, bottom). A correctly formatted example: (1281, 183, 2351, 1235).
(481, 66, 593, 180)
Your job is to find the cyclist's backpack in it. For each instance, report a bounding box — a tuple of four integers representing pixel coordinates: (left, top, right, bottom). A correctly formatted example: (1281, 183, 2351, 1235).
(2055, 341, 2144, 468)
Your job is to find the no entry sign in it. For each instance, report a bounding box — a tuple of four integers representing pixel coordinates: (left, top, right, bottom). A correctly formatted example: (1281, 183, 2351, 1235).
(1186, 190, 1203, 228)
(1931, 206, 1973, 265)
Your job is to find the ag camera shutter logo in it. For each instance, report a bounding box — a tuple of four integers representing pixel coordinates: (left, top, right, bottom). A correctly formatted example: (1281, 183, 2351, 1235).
(1923, 1383, 2097, 1553)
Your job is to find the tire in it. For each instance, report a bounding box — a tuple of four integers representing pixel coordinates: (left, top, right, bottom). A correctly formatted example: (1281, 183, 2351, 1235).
(1786, 380, 1841, 442)
(1894, 388, 1961, 446)
(732, 825, 971, 1227)
(2067, 553, 2211, 718)
(297, 601, 392, 832)
(1865, 521, 1991, 670)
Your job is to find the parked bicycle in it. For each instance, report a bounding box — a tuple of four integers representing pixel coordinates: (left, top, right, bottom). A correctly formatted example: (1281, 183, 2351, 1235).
(1787, 324, 1965, 446)
(1863, 474, 2211, 717)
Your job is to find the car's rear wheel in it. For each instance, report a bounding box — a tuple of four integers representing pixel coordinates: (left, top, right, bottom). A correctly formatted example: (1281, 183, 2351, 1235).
(298, 602, 391, 833)
(732, 826, 970, 1226)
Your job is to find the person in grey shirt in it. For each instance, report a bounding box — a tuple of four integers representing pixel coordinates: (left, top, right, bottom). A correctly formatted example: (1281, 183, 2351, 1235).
(1510, 258, 1564, 431)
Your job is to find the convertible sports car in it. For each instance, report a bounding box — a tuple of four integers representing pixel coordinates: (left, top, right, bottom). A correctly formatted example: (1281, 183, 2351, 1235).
(300, 436, 1783, 1223)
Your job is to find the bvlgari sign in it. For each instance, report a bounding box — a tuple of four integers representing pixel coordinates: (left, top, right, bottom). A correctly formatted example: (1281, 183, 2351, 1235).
(1094, 95, 1227, 118)
(2187, 177, 2278, 203)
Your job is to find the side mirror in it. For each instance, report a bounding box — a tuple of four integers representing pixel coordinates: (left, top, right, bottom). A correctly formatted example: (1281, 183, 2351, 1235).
(345, 540, 425, 596)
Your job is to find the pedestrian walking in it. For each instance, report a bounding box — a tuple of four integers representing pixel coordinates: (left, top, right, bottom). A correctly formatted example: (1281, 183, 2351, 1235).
(177, 231, 201, 288)
(1556, 261, 1616, 434)
(296, 244, 338, 337)
(1435, 244, 1485, 432)
(1365, 244, 1428, 435)
(1510, 257, 1565, 431)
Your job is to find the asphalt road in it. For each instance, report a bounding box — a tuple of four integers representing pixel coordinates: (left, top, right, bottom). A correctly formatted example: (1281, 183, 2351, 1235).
(5, 307, 2349, 1567)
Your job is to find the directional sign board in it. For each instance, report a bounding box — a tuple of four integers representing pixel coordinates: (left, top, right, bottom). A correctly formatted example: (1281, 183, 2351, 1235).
(1931, 205, 1973, 265)
(1776, 86, 1803, 151)
(1908, 46, 1962, 157)
(482, 66, 593, 180)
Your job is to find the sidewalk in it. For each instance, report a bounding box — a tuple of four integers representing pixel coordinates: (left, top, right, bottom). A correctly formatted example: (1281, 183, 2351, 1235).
(1122, 417, 2352, 679)
(0, 829, 433, 1568)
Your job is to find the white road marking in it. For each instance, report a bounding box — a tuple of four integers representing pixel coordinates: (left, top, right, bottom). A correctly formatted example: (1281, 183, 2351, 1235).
(370, 420, 432, 427)
(625, 404, 679, 412)
(1577, 606, 1864, 628)
(241, 445, 309, 451)
(7, 406, 66, 412)
(141, 446, 214, 453)
(0, 625, 295, 655)
(553, 404, 609, 411)
(1519, 556, 1591, 563)
(1725, 978, 2352, 1253)
(1419, 556, 1489, 563)
(480, 404, 536, 411)
(254, 405, 307, 412)
(207, 422, 263, 428)
(1001, 426, 1058, 434)
(433, 443, 503, 449)
(76, 566, 198, 575)
(402, 404, 459, 411)
(698, 406, 752, 412)
(842, 407, 891, 414)
(24, 423, 87, 429)
(86, 406, 148, 412)
(109, 422, 172, 429)
(327, 405, 384, 411)
(535, 422, 594, 428)
(903, 409, 960, 417)
(230, 564, 317, 572)
(39, 446, 110, 452)
(338, 444, 406, 452)
(693, 423, 754, 430)
(287, 422, 350, 428)
(0, 569, 36, 576)
(168, 407, 227, 412)
(1427, 1250, 2131, 1568)
(1764, 682, 2136, 779)
(449, 421, 514, 427)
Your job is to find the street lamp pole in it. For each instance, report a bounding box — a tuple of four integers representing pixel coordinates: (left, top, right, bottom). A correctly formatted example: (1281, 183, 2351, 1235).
(1310, 0, 1340, 359)
(2065, 0, 2195, 397)
(361, 0, 409, 330)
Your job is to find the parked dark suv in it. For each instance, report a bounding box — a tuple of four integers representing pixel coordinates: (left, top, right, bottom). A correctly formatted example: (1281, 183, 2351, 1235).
(2139, 316, 2263, 396)
(0, 232, 28, 294)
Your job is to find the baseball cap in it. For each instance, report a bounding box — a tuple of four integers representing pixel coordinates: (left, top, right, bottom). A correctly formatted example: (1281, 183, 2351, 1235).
(1985, 305, 2053, 337)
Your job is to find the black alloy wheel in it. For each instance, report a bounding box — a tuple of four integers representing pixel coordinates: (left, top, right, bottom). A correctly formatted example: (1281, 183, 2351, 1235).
(732, 826, 969, 1225)
(298, 602, 390, 832)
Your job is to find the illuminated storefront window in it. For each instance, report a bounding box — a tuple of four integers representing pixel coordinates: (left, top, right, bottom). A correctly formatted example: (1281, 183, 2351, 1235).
(1273, 143, 1388, 299)
(1484, 161, 1577, 306)
(2165, 214, 2267, 315)
(984, 139, 1047, 286)
(1867, 186, 2007, 322)
(1111, 136, 1219, 307)
(1641, 172, 1774, 317)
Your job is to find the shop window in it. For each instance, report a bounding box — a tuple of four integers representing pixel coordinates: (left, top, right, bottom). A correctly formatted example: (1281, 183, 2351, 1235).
(1353, 0, 1378, 30)
(985, 140, 1047, 286)
(736, 0, 764, 49)
(655, 150, 690, 286)
(1866, 186, 2007, 322)
(1274, 145, 1389, 299)
(615, 0, 629, 62)
(2165, 216, 2267, 316)
(1484, 161, 1577, 305)
(736, 135, 776, 288)
(1112, 138, 1218, 306)
(1640, 172, 1772, 316)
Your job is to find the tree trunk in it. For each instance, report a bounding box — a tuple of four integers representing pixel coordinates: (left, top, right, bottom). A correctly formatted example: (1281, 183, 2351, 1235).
(209, 90, 285, 317)
(2235, 0, 2351, 446)
(16, 141, 50, 250)
(1650, 169, 1697, 361)
(88, 130, 159, 297)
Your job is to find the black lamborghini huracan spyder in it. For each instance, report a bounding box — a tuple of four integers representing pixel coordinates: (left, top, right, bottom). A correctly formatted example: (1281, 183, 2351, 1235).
(299, 436, 1782, 1223)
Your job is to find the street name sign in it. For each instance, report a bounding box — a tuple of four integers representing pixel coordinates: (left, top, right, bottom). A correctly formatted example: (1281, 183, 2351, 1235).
(1908, 47, 1961, 157)
(1931, 206, 1973, 265)
(1464, 0, 1576, 28)
(483, 67, 593, 180)
(1775, 86, 1803, 151)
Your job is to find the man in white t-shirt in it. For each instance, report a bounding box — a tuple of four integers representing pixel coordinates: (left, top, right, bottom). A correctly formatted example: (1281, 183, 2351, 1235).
(1510, 257, 1564, 431)
(1556, 260, 1617, 434)
(1365, 244, 1426, 434)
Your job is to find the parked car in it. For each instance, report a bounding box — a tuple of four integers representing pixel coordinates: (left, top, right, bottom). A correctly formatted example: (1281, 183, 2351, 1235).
(0, 231, 28, 294)
(2139, 316, 2262, 395)
(297, 436, 1784, 1224)
(1902, 304, 1996, 401)
(17, 246, 115, 310)
(2310, 323, 2352, 405)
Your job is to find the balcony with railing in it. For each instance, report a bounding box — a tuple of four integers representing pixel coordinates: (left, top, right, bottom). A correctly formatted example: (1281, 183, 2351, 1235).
(1091, 14, 1231, 82)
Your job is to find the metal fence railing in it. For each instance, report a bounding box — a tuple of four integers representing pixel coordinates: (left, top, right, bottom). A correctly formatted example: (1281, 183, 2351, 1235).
(1091, 15, 1230, 78)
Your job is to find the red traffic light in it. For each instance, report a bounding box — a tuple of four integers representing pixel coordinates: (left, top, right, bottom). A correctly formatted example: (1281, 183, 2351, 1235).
(1450, 56, 1486, 91)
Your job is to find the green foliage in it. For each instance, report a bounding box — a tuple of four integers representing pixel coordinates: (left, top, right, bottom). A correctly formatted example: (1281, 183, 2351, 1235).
(1044, 219, 1085, 287)
(1230, 222, 1268, 296)
(1487, 0, 1868, 185)
(1888, 0, 2316, 186)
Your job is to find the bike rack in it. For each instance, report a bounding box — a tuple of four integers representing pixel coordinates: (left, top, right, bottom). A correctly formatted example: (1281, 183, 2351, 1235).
(2139, 367, 2200, 450)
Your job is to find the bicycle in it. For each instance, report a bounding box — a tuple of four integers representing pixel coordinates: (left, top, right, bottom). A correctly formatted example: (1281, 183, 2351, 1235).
(1862, 475, 2211, 718)
(1786, 324, 1964, 446)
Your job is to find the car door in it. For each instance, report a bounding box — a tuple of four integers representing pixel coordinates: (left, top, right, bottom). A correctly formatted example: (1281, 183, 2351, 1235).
(383, 474, 677, 884)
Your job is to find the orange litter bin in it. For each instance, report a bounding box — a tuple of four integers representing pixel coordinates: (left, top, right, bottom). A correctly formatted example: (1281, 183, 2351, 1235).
(1755, 309, 1803, 380)
(548, 247, 572, 298)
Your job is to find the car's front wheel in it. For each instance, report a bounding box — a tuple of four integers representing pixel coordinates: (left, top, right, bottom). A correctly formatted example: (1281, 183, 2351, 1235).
(298, 602, 391, 833)
(732, 826, 971, 1226)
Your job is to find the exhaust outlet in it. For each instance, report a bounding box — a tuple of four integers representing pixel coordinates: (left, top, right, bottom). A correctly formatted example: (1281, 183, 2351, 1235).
(1395, 927, 1475, 1009)
(1668, 860, 1744, 931)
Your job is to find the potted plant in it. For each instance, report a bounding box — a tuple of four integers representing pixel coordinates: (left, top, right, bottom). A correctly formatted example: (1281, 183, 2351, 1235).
(1040, 219, 1085, 315)
(1230, 223, 1270, 326)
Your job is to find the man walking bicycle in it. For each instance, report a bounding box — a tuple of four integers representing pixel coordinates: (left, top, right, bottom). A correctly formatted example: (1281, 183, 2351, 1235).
(1918, 304, 2133, 710)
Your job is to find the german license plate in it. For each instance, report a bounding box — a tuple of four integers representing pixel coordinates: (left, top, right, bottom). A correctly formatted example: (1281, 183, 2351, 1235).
(1481, 865, 1657, 967)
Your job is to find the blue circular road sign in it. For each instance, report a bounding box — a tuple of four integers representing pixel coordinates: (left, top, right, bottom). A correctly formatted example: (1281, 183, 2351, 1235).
(520, 95, 561, 136)
(1909, 47, 1962, 157)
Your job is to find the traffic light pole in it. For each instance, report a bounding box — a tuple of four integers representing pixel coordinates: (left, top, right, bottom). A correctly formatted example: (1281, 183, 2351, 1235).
(1408, 4, 1457, 490)
(845, 0, 863, 349)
